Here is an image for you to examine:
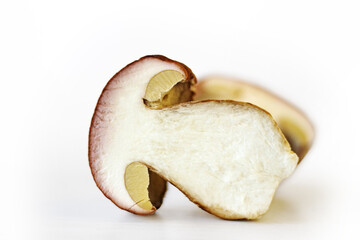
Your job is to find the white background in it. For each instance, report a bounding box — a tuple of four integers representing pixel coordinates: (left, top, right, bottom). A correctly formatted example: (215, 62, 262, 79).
(1, 0, 360, 239)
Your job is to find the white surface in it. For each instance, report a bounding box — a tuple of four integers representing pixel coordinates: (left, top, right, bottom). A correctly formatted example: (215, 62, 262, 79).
(1, 0, 360, 239)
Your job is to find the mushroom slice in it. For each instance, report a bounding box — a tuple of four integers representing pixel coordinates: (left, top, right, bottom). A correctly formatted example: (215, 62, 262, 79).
(89, 56, 299, 219)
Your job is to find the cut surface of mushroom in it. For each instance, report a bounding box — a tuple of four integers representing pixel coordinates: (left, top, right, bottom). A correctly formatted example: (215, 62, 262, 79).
(89, 56, 300, 219)
(195, 77, 314, 161)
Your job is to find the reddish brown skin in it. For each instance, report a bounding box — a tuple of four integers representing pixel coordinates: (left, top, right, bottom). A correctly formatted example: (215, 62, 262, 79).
(88, 55, 196, 214)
